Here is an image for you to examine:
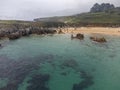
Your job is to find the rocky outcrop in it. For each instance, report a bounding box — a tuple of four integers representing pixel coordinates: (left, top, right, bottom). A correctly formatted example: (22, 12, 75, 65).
(76, 33, 84, 39)
(90, 36, 107, 43)
(0, 24, 57, 40)
(58, 30, 64, 34)
(8, 32, 21, 40)
(71, 33, 84, 40)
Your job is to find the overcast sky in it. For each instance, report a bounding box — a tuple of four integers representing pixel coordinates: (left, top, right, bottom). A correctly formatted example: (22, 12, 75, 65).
(0, 0, 120, 20)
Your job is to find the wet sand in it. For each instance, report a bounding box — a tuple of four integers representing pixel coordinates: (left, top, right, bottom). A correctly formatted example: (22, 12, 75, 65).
(60, 27, 120, 35)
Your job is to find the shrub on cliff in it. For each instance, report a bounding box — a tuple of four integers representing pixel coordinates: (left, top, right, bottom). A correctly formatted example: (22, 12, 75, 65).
(90, 3, 115, 13)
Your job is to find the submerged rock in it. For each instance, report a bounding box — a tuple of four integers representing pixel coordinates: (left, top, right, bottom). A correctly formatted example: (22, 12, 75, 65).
(62, 59, 79, 70)
(90, 36, 107, 43)
(73, 79, 94, 90)
(0, 43, 3, 49)
(61, 72, 67, 76)
(27, 74, 50, 90)
(73, 71, 94, 90)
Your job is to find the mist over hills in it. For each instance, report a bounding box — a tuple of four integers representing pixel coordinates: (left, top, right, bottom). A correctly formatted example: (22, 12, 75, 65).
(34, 3, 120, 24)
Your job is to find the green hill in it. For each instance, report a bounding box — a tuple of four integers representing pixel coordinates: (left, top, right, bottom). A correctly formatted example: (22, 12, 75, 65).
(0, 20, 32, 25)
(34, 3, 120, 26)
(64, 12, 120, 24)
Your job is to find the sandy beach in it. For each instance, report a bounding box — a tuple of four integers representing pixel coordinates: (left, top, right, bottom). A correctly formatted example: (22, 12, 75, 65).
(60, 27, 120, 36)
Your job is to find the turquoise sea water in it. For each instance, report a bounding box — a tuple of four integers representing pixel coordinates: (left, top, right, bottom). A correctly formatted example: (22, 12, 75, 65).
(0, 34, 120, 90)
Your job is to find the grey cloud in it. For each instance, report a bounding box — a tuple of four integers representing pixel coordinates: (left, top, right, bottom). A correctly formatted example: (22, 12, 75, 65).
(0, 0, 120, 20)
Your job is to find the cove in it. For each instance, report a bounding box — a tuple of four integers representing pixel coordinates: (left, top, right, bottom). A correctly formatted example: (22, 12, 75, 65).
(0, 34, 120, 90)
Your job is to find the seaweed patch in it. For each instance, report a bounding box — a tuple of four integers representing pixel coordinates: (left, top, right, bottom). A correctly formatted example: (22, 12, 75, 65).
(27, 74, 50, 90)
(61, 59, 79, 70)
(61, 72, 67, 76)
(0, 54, 53, 90)
(73, 71, 94, 90)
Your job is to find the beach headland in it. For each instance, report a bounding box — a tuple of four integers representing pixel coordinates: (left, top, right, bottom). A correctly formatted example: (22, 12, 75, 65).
(0, 26, 120, 41)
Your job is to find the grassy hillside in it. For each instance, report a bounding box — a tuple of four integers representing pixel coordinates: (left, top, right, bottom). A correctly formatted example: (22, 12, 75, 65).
(65, 12, 120, 24)
(34, 12, 120, 24)
(34, 3, 120, 25)
(0, 20, 32, 25)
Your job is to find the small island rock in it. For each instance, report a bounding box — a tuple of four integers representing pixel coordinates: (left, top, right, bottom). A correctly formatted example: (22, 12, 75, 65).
(90, 36, 107, 43)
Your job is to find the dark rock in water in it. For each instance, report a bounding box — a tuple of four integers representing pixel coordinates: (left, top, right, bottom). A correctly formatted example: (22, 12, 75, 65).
(76, 33, 84, 40)
(90, 36, 107, 43)
(27, 74, 50, 90)
(73, 79, 94, 90)
(8, 32, 21, 40)
(61, 72, 67, 76)
(80, 71, 93, 80)
(109, 54, 116, 58)
(71, 33, 84, 40)
(71, 34, 74, 39)
(73, 71, 94, 90)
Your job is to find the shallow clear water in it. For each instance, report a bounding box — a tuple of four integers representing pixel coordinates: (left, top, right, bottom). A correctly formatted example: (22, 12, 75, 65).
(0, 34, 120, 90)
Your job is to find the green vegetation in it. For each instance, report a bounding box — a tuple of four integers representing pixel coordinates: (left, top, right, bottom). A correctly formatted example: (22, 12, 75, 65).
(0, 20, 32, 25)
(90, 3, 115, 13)
(65, 12, 120, 24)
(34, 3, 120, 27)
(0, 3, 120, 27)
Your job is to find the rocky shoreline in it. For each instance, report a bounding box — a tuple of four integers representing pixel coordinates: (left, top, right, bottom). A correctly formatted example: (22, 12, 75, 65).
(0, 24, 57, 40)
(0, 23, 109, 45)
